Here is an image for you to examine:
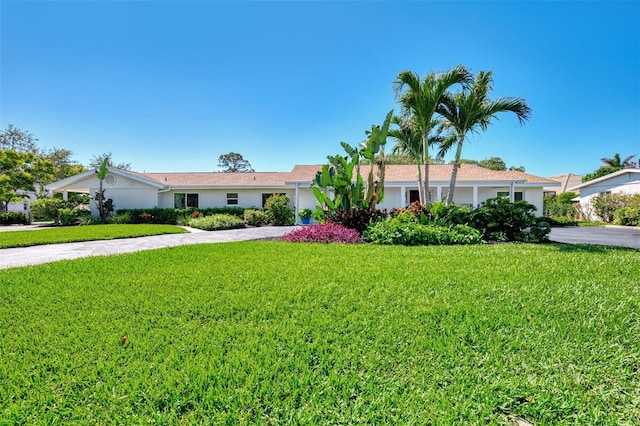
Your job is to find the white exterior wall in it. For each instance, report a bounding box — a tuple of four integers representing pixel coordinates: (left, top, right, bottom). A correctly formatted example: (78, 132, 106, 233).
(576, 176, 640, 220)
(524, 189, 544, 215)
(65, 173, 160, 215)
(297, 187, 320, 210)
(158, 189, 294, 209)
(377, 187, 402, 211)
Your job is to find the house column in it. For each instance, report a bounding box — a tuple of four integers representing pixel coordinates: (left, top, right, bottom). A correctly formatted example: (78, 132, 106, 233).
(509, 181, 515, 202)
(400, 185, 406, 207)
(62, 191, 68, 201)
(472, 185, 478, 208)
(436, 186, 442, 202)
(294, 183, 300, 225)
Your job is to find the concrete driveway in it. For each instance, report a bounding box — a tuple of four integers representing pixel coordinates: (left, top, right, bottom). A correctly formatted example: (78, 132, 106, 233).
(0, 226, 298, 269)
(549, 225, 640, 249)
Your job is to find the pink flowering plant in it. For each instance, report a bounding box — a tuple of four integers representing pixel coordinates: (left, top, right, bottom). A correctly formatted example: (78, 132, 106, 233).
(283, 222, 360, 243)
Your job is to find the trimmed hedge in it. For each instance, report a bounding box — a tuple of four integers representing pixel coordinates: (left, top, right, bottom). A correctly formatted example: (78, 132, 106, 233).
(187, 214, 246, 231)
(0, 211, 30, 225)
(114, 207, 247, 225)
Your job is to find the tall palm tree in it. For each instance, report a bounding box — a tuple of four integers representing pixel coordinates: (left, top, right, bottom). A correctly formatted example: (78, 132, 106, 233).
(601, 153, 636, 168)
(389, 116, 452, 203)
(437, 70, 531, 204)
(393, 66, 472, 203)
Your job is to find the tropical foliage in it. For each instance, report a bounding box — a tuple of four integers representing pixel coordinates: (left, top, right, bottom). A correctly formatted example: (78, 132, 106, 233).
(582, 153, 637, 183)
(470, 197, 550, 243)
(393, 66, 472, 203)
(311, 110, 393, 228)
(436, 70, 531, 204)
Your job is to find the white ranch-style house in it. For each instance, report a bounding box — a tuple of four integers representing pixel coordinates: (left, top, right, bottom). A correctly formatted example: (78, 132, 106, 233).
(567, 168, 640, 221)
(45, 164, 559, 223)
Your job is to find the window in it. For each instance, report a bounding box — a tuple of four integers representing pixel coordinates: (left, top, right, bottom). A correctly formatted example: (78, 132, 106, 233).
(174, 194, 185, 208)
(497, 191, 523, 201)
(174, 193, 199, 208)
(599, 191, 612, 197)
(409, 190, 420, 204)
(227, 193, 239, 205)
(23, 202, 28, 211)
(187, 194, 198, 208)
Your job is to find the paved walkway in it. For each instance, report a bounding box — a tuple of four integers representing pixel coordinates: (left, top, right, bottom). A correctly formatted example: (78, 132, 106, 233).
(549, 225, 640, 249)
(0, 226, 298, 269)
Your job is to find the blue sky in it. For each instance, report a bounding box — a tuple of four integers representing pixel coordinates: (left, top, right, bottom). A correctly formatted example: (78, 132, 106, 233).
(1, 1, 639, 177)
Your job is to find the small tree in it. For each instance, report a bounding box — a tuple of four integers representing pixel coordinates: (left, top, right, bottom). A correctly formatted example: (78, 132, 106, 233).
(217, 152, 254, 172)
(94, 158, 114, 220)
(0, 149, 36, 212)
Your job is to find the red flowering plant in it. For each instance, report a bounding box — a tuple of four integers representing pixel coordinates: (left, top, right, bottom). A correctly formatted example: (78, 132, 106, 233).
(283, 223, 360, 243)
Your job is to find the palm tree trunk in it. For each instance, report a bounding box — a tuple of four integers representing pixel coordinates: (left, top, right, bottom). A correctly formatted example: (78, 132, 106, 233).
(416, 162, 423, 204)
(422, 131, 429, 204)
(446, 138, 465, 205)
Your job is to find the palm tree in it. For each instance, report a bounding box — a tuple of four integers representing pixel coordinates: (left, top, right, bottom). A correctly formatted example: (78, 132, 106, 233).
(393, 66, 472, 203)
(389, 115, 452, 203)
(437, 70, 531, 204)
(600, 153, 636, 168)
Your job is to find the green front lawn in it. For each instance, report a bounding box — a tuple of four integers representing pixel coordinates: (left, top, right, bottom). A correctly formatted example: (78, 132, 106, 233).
(1, 242, 638, 424)
(0, 224, 188, 248)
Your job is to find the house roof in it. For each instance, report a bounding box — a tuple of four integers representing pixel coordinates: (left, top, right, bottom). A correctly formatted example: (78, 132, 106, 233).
(545, 173, 583, 193)
(45, 167, 165, 191)
(46, 164, 558, 192)
(567, 168, 640, 191)
(129, 171, 292, 187)
(288, 164, 558, 185)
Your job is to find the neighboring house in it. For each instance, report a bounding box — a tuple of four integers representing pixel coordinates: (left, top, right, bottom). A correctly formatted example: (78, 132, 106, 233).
(567, 168, 640, 221)
(5, 189, 39, 216)
(544, 173, 583, 195)
(45, 164, 559, 222)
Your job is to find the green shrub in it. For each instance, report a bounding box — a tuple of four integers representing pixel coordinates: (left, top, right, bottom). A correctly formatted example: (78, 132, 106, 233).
(428, 201, 472, 226)
(57, 208, 80, 226)
(470, 197, 549, 243)
(543, 192, 578, 217)
(391, 201, 471, 226)
(264, 194, 294, 226)
(187, 214, 245, 231)
(363, 216, 482, 246)
(327, 208, 385, 233)
(613, 207, 640, 226)
(244, 209, 266, 226)
(591, 193, 626, 222)
(30, 198, 64, 220)
(77, 212, 101, 225)
(0, 211, 30, 225)
(108, 212, 132, 224)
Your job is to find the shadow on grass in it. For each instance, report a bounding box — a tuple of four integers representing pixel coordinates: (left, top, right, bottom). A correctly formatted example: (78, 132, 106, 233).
(547, 242, 638, 253)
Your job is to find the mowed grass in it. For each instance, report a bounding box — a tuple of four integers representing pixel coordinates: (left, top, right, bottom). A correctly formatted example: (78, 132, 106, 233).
(1, 242, 638, 424)
(0, 224, 188, 248)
